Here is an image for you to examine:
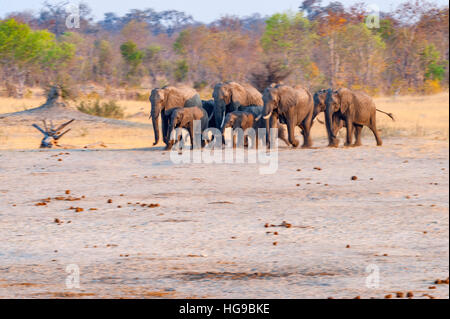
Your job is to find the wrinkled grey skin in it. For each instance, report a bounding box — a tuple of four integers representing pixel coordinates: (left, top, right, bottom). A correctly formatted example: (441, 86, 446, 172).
(314, 89, 345, 137)
(150, 87, 202, 147)
(213, 82, 263, 130)
(263, 84, 314, 148)
(222, 107, 289, 148)
(166, 106, 210, 150)
(325, 88, 394, 147)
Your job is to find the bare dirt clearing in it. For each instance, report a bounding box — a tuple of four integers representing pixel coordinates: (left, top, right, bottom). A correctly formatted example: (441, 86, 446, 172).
(0, 137, 448, 298)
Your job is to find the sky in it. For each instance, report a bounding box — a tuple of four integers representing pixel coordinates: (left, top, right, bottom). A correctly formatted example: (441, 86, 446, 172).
(0, 0, 448, 23)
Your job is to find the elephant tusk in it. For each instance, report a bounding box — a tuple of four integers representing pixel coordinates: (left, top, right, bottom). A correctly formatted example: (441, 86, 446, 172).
(263, 112, 272, 120)
(220, 109, 226, 128)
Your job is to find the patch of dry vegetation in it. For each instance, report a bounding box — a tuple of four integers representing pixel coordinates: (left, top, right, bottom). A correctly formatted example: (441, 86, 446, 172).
(0, 97, 46, 114)
(0, 92, 448, 149)
(374, 92, 449, 140)
(310, 92, 449, 141)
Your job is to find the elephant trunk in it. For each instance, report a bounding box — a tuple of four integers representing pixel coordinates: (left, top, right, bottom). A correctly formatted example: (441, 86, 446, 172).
(214, 100, 226, 129)
(151, 109, 161, 146)
(263, 102, 274, 144)
(265, 117, 271, 146)
(325, 105, 338, 146)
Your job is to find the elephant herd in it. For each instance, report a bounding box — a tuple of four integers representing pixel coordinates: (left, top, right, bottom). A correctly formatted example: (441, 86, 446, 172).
(149, 82, 395, 150)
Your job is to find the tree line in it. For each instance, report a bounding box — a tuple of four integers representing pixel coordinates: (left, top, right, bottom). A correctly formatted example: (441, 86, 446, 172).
(0, 0, 448, 98)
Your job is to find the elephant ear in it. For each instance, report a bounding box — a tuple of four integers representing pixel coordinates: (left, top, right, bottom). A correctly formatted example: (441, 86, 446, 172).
(332, 90, 344, 112)
(222, 86, 232, 105)
(223, 113, 232, 127)
(157, 89, 166, 104)
(337, 89, 353, 113)
(319, 91, 327, 105)
(245, 113, 255, 128)
(268, 89, 280, 105)
(240, 114, 249, 128)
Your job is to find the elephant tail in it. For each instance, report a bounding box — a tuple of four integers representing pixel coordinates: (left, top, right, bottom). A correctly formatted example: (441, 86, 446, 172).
(377, 109, 395, 122)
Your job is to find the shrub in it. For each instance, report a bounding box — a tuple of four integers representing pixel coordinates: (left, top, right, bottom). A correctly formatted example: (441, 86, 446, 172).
(135, 92, 150, 101)
(77, 100, 125, 119)
(423, 79, 442, 95)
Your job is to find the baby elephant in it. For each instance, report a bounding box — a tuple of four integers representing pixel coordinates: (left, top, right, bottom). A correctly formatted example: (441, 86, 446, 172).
(222, 109, 289, 148)
(166, 106, 211, 150)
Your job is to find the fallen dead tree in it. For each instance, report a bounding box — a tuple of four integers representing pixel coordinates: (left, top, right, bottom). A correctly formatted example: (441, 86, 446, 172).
(32, 119, 75, 148)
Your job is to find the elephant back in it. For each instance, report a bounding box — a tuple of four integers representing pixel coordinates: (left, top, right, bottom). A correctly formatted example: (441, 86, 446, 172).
(184, 94, 202, 108)
(239, 105, 263, 117)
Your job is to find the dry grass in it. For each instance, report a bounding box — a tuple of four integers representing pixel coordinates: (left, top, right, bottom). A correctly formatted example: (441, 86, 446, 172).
(0, 92, 448, 149)
(373, 92, 449, 140)
(0, 97, 46, 114)
(310, 92, 449, 141)
(0, 125, 154, 150)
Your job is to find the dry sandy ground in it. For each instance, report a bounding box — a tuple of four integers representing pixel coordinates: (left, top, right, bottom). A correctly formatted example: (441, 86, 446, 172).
(0, 136, 448, 299)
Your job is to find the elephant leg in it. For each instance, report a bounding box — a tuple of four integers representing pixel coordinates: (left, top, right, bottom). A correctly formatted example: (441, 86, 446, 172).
(166, 140, 174, 150)
(167, 127, 181, 150)
(369, 120, 382, 146)
(244, 135, 249, 148)
(188, 124, 195, 150)
(353, 125, 363, 146)
(287, 120, 299, 148)
(278, 125, 290, 147)
(201, 132, 206, 148)
(301, 119, 313, 148)
(162, 113, 169, 146)
(265, 115, 277, 148)
(344, 119, 354, 147)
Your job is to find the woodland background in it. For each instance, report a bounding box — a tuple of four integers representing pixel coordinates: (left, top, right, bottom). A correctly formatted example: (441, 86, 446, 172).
(0, 0, 448, 101)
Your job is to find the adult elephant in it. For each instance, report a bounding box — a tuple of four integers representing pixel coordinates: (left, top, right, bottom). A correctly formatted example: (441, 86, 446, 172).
(325, 88, 395, 147)
(262, 84, 314, 148)
(314, 89, 345, 135)
(213, 82, 263, 129)
(149, 86, 202, 147)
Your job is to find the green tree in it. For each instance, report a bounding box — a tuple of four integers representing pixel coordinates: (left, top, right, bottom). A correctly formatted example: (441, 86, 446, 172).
(421, 44, 446, 81)
(334, 23, 386, 91)
(143, 44, 163, 83)
(261, 12, 318, 84)
(120, 41, 144, 82)
(173, 22, 261, 83)
(0, 19, 75, 97)
(93, 40, 114, 83)
(174, 59, 189, 82)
